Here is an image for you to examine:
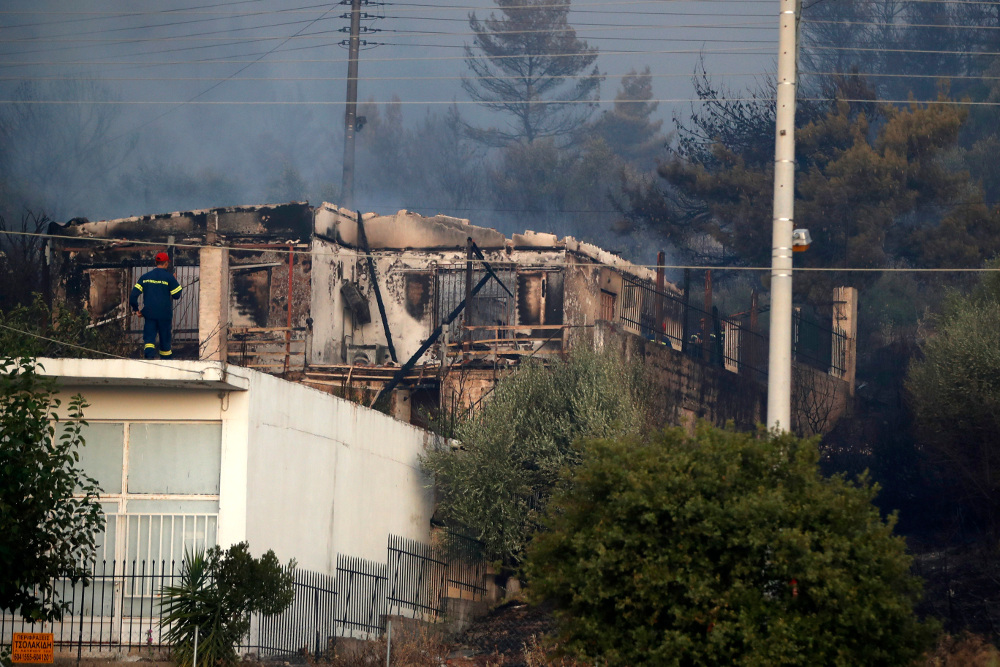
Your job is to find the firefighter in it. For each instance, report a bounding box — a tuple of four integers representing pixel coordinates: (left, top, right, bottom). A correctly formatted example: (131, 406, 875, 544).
(129, 252, 182, 359)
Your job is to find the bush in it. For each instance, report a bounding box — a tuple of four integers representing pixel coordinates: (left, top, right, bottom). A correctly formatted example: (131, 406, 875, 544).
(1, 356, 103, 622)
(922, 633, 1000, 666)
(422, 348, 648, 565)
(161, 543, 295, 667)
(526, 424, 937, 666)
(906, 269, 1000, 530)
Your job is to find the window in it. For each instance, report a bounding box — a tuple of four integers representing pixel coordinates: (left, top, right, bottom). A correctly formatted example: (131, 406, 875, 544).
(68, 421, 222, 565)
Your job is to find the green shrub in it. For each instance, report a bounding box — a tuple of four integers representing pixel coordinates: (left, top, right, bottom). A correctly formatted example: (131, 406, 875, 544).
(161, 543, 295, 667)
(423, 348, 649, 565)
(526, 424, 937, 666)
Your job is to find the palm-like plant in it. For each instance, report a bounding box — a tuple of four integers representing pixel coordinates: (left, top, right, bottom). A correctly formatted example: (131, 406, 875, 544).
(161, 551, 237, 667)
(161, 544, 294, 667)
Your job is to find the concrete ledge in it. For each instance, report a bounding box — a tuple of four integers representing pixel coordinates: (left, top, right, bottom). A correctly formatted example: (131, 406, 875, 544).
(35, 358, 251, 391)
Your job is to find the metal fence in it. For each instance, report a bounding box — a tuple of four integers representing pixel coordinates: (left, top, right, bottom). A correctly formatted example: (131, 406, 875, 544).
(2, 532, 488, 657)
(386, 536, 447, 621)
(248, 569, 337, 657)
(616, 274, 847, 381)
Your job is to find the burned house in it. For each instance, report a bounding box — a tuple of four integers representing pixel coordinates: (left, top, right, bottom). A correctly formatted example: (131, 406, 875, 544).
(46, 202, 858, 434)
(48, 203, 313, 369)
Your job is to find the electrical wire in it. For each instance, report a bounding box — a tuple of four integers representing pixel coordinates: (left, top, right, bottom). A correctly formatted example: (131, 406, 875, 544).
(9, 96, 1000, 105)
(802, 18, 1000, 32)
(812, 44, 1000, 57)
(802, 70, 1000, 81)
(0, 71, 776, 83)
(0, 33, 780, 62)
(0, 97, 779, 105)
(10, 69, 1000, 84)
(95, 5, 339, 148)
(0, 45, 778, 68)
(0, 322, 211, 375)
(4, 228, 1000, 273)
(0, 0, 277, 32)
(4, 20, 777, 43)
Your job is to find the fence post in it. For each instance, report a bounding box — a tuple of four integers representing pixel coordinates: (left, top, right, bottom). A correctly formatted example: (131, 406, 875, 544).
(681, 269, 691, 354)
(314, 588, 320, 658)
(702, 270, 712, 362)
(77, 578, 85, 667)
(654, 251, 665, 344)
(193, 624, 199, 667)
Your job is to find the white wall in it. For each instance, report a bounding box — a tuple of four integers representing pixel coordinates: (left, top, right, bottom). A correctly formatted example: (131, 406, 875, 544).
(243, 370, 437, 573)
(41, 359, 438, 576)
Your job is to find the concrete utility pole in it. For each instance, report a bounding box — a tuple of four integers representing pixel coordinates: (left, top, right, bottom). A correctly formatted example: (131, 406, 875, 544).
(766, 0, 800, 431)
(340, 0, 363, 210)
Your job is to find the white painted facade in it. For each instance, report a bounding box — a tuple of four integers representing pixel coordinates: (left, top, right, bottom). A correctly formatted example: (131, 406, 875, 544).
(39, 358, 438, 574)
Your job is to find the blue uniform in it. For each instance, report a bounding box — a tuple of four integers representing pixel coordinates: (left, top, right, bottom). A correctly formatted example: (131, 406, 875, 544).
(129, 267, 182, 358)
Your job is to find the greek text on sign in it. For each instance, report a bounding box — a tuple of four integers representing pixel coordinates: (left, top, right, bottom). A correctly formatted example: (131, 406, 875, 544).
(11, 633, 54, 663)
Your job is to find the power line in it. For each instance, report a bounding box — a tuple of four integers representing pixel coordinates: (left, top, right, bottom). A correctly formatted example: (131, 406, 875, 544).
(0, 71, 776, 83)
(4, 20, 777, 44)
(0, 0, 276, 32)
(5, 229, 1000, 273)
(0, 45, 776, 68)
(802, 70, 1000, 81)
(0, 32, 780, 62)
(802, 18, 1000, 31)
(6, 96, 1000, 105)
(0, 97, 777, 105)
(812, 44, 1000, 57)
(10, 68, 1000, 85)
(0, 322, 209, 375)
(96, 6, 339, 149)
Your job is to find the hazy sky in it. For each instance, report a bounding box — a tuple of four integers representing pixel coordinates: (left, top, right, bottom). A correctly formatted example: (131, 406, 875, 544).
(0, 0, 781, 222)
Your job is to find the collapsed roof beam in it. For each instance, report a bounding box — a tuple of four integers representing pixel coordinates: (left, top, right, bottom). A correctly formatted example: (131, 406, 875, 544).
(469, 239, 514, 298)
(357, 211, 397, 363)
(370, 271, 493, 408)
(370, 236, 514, 408)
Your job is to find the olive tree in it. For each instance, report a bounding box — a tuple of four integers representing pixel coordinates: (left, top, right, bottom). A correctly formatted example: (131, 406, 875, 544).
(422, 348, 649, 565)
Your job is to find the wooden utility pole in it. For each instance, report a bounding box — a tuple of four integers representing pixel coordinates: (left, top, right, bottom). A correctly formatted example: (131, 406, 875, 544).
(341, 0, 362, 209)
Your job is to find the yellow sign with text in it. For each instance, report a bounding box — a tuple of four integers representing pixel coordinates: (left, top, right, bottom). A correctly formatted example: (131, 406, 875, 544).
(11, 633, 54, 663)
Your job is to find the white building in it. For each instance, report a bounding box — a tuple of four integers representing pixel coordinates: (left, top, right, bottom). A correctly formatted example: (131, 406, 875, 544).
(39, 357, 439, 574)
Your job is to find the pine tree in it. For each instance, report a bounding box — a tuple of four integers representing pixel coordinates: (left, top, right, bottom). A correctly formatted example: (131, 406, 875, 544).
(591, 67, 665, 168)
(461, 0, 602, 146)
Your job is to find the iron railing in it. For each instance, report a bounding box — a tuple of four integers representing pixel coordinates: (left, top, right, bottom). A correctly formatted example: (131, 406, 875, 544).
(1, 533, 489, 657)
(443, 532, 489, 599)
(386, 536, 447, 620)
(615, 274, 847, 381)
(434, 264, 517, 341)
(127, 265, 200, 343)
(227, 326, 307, 373)
(249, 568, 337, 657)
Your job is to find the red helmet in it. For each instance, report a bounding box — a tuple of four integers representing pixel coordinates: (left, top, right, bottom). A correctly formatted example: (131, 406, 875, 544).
(154, 252, 169, 263)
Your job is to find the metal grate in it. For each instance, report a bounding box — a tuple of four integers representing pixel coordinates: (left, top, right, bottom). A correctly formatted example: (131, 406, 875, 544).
(434, 264, 516, 341)
(127, 265, 200, 343)
(2, 533, 490, 656)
